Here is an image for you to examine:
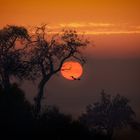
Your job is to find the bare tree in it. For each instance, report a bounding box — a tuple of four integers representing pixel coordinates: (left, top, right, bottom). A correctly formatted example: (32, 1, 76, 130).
(29, 25, 89, 114)
(80, 90, 139, 140)
(0, 25, 30, 90)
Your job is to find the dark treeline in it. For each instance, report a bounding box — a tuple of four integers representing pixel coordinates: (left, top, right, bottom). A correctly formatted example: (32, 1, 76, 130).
(0, 25, 139, 139)
(0, 83, 139, 139)
(0, 83, 102, 139)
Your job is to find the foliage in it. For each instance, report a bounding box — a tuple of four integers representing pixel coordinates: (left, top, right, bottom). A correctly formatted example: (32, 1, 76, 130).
(27, 25, 89, 114)
(0, 25, 89, 113)
(0, 25, 139, 139)
(80, 90, 139, 139)
(0, 83, 33, 132)
(0, 25, 30, 89)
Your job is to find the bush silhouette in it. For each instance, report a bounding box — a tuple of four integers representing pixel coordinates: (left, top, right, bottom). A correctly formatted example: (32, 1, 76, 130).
(80, 90, 139, 140)
(32, 106, 94, 139)
(0, 83, 33, 133)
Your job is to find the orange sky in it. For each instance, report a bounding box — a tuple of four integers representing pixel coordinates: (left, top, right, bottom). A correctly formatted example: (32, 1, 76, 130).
(1, 0, 140, 27)
(0, 0, 140, 58)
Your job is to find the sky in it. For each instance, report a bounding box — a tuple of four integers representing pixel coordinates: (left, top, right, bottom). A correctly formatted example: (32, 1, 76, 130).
(0, 0, 140, 24)
(1, 0, 140, 133)
(1, 0, 140, 58)
(1, 0, 140, 29)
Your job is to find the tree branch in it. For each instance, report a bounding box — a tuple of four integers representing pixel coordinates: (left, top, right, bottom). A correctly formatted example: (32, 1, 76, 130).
(53, 50, 73, 74)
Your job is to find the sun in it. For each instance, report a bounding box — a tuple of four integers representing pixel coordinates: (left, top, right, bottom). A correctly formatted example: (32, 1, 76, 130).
(61, 61, 83, 80)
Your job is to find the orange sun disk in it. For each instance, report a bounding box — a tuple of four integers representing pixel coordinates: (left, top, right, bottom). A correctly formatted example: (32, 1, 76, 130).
(61, 61, 83, 80)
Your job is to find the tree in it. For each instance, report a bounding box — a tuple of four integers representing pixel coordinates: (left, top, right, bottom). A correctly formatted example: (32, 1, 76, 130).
(0, 83, 33, 132)
(29, 25, 89, 114)
(80, 90, 139, 140)
(34, 106, 93, 140)
(0, 25, 30, 90)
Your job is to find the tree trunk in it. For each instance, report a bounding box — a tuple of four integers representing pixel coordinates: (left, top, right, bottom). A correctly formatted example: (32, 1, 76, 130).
(106, 128, 114, 140)
(2, 72, 11, 92)
(34, 76, 51, 116)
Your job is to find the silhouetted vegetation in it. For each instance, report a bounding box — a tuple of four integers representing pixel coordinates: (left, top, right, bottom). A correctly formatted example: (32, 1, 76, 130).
(0, 25, 139, 139)
(27, 25, 89, 114)
(0, 83, 33, 133)
(0, 25, 89, 115)
(0, 84, 139, 139)
(0, 25, 30, 91)
(80, 90, 140, 140)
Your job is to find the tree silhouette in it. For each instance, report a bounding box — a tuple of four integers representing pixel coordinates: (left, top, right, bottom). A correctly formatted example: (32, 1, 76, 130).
(80, 90, 139, 140)
(0, 25, 30, 90)
(28, 25, 89, 114)
(0, 83, 33, 133)
(33, 106, 93, 140)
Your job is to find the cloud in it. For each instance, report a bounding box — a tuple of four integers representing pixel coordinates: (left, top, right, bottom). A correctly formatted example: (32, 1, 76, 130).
(82, 30, 140, 35)
(37, 22, 140, 35)
(59, 22, 114, 28)
(45, 30, 140, 36)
